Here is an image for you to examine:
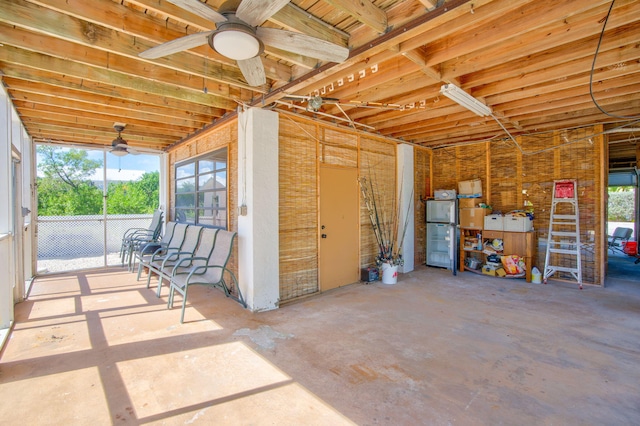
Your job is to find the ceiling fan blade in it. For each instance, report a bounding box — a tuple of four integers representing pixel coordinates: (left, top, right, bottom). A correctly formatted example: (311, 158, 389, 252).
(257, 28, 349, 63)
(236, 0, 290, 27)
(139, 31, 213, 59)
(167, 0, 227, 23)
(237, 56, 266, 87)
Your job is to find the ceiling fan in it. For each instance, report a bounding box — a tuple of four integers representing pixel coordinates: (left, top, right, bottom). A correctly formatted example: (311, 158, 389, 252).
(139, 0, 350, 87)
(110, 124, 138, 156)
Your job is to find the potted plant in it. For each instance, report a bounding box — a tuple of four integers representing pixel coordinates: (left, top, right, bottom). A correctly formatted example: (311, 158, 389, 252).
(358, 174, 412, 284)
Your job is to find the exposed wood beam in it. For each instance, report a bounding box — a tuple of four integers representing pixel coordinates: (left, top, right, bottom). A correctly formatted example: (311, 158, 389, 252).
(269, 2, 349, 47)
(19, 114, 189, 140)
(465, 21, 640, 88)
(4, 78, 216, 125)
(0, 45, 235, 109)
(0, 0, 268, 91)
(26, 0, 321, 84)
(440, 1, 640, 81)
(323, 0, 388, 34)
(11, 95, 202, 130)
(418, 0, 439, 10)
(0, 23, 246, 103)
(401, 49, 441, 82)
(422, 0, 613, 70)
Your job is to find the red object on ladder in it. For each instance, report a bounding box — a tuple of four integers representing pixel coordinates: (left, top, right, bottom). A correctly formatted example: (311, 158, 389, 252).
(543, 180, 583, 289)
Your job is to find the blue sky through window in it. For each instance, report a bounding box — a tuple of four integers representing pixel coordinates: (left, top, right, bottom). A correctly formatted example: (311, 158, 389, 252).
(36, 146, 160, 182)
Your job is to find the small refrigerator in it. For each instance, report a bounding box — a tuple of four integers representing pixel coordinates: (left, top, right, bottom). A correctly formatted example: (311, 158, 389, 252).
(426, 199, 457, 271)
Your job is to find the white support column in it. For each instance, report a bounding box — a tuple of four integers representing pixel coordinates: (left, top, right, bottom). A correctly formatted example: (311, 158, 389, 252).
(397, 144, 415, 273)
(237, 108, 279, 312)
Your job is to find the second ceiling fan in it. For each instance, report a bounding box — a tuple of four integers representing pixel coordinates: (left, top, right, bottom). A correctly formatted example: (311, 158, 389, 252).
(140, 0, 350, 87)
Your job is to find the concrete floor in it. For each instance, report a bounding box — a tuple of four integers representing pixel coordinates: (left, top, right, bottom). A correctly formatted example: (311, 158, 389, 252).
(1, 265, 639, 425)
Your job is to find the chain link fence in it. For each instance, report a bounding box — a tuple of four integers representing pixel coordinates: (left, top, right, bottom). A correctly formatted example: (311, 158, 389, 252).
(37, 214, 155, 272)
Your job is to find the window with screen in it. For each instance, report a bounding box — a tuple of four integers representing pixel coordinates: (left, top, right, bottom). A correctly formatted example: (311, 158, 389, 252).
(174, 148, 227, 228)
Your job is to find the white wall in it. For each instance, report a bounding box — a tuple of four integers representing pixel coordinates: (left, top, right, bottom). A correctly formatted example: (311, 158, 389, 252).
(0, 83, 31, 339)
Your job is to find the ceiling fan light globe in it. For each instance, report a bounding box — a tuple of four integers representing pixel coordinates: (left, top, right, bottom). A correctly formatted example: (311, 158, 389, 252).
(111, 147, 128, 157)
(212, 29, 261, 60)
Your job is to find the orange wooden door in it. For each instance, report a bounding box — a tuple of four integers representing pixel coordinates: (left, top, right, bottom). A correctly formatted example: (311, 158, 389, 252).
(319, 166, 359, 291)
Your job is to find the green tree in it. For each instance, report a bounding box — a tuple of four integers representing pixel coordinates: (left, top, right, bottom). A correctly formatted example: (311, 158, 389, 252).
(37, 146, 160, 216)
(36, 146, 103, 215)
(38, 146, 102, 189)
(106, 171, 159, 214)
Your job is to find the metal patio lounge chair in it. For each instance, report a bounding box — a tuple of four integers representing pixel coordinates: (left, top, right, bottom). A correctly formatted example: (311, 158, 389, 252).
(146, 225, 204, 297)
(120, 209, 163, 266)
(168, 229, 246, 323)
(134, 221, 181, 277)
(608, 227, 633, 254)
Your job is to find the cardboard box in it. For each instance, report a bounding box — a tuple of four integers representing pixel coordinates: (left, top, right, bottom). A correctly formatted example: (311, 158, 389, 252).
(482, 265, 496, 276)
(504, 215, 533, 232)
(459, 207, 489, 229)
(495, 268, 507, 277)
(484, 214, 504, 231)
(458, 179, 482, 196)
(434, 189, 456, 200)
(458, 198, 483, 208)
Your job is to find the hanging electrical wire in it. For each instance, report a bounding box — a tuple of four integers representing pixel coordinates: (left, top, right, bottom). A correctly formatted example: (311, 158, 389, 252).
(589, 0, 640, 119)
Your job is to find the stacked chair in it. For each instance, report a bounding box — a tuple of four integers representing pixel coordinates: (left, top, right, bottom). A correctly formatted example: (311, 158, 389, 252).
(144, 225, 204, 297)
(134, 222, 185, 279)
(122, 214, 247, 322)
(119, 209, 164, 269)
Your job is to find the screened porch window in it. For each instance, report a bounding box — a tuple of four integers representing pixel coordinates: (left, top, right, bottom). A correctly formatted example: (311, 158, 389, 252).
(175, 148, 227, 228)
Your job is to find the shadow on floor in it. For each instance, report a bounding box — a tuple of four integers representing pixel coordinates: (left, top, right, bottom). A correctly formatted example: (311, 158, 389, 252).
(607, 250, 639, 283)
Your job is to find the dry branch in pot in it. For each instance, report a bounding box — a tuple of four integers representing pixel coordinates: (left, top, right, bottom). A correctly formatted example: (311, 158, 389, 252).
(358, 174, 412, 267)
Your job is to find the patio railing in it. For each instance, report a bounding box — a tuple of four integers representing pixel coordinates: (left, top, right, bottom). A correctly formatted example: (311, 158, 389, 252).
(37, 214, 153, 259)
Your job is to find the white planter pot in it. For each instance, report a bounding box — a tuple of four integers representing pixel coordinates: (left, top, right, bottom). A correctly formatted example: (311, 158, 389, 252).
(381, 263, 399, 284)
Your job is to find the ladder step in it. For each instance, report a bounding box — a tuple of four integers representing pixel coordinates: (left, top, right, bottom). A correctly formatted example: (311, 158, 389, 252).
(545, 265, 580, 274)
(549, 248, 580, 255)
(551, 215, 578, 220)
(548, 242, 578, 247)
(550, 231, 578, 237)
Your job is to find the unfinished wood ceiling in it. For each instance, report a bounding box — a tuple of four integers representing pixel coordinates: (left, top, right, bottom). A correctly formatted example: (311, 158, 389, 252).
(0, 0, 638, 156)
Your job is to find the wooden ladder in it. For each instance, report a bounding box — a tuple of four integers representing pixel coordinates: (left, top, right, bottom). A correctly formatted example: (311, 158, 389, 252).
(543, 180, 583, 289)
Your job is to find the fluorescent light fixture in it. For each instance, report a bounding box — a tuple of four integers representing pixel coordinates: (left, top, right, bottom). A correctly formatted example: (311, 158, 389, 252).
(440, 83, 492, 117)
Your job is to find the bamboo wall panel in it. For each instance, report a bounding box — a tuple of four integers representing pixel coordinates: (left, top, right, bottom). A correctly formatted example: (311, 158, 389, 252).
(489, 140, 519, 212)
(414, 147, 431, 266)
(319, 127, 358, 167)
(432, 148, 457, 191)
(456, 143, 487, 198)
(359, 136, 396, 268)
(279, 118, 319, 300)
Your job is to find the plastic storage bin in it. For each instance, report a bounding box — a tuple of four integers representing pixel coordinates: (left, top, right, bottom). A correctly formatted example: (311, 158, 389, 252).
(484, 214, 504, 231)
(504, 215, 533, 232)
